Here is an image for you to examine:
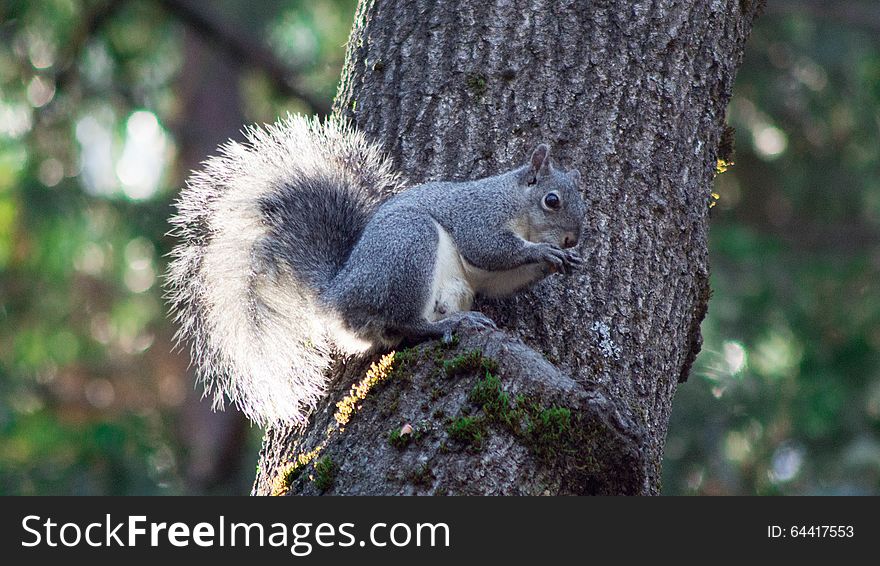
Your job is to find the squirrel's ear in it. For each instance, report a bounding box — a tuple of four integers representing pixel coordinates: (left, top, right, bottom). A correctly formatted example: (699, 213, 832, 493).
(530, 144, 549, 171)
(569, 169, 581, 184)
(521, 144, 550, 185)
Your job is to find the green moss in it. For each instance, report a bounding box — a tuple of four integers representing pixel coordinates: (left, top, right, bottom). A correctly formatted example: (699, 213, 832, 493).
(428, 334, 461, 365)
(443, 349, 498, 378)
(526, 407, 572, 460)
(312, 456, 337, 492)
(468, 372, 511, 418)
(388, 427, 409, 449)
(384, 347, 419, 383)
(277, 462, 305, 492)
(467, 370, 529, 431)
(446, 416, 486, 449)
(388, 425, 421, 449)
(393, 347, 418, 366)
(442, 333, 460, 349)
(463, 369, 597, 467)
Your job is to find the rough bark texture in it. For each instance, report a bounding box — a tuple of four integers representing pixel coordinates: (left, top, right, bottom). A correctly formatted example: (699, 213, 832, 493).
(253, 0, 761, 495)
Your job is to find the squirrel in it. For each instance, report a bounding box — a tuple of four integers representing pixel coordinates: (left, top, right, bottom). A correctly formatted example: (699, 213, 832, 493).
(165, 114, 587, 426)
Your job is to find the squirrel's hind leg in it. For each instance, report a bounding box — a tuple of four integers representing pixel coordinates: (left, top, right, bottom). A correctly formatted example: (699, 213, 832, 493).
(391, 311, 497, 345)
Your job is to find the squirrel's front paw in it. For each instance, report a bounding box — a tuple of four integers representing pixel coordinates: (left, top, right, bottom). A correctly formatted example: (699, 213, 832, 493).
(441, 311, 497, 343)
(539, 244, 583, 275)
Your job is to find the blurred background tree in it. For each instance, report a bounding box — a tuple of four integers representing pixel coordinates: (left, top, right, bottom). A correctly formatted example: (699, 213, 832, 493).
(663, 0, 880, 495)
(0, 0, 877, 495)
(0, 0, 356, 495)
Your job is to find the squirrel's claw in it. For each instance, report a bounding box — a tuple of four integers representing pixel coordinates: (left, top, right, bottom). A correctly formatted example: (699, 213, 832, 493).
(563, 251, 584, 273)
(541, 244, 583, 275)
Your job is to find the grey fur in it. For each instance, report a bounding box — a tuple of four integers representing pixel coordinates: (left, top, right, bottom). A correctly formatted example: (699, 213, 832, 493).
(166, 116, 586, 426)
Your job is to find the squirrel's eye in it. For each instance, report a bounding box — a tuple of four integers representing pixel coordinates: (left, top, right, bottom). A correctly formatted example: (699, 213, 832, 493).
(543, 191, 561, 210)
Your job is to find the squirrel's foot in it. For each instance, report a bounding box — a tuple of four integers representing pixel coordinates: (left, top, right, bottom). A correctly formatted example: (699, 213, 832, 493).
(441, 311, 497, 343)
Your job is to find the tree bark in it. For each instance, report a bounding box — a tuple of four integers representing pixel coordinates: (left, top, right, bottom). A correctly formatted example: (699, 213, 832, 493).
(253, 0, 762, 495)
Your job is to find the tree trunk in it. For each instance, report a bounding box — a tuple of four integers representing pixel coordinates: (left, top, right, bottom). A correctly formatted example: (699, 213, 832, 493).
(253, 0, 762, 495)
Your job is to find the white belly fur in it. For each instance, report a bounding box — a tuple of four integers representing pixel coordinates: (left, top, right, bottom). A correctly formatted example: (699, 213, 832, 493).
(424, 223, 547, 321)
(462, 261, 545, 298)
(424, 222, 474, 322)
(463, 215, 545, 298)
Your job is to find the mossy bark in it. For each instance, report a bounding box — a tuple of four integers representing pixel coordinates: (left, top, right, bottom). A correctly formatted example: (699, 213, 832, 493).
(253, 0, 762, 495)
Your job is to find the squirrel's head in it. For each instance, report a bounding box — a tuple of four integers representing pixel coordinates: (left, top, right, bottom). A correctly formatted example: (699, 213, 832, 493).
(518, 144, 586, 250)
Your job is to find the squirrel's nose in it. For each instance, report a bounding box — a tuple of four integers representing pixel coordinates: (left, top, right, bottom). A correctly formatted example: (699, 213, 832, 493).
(562, 233, 578, 248)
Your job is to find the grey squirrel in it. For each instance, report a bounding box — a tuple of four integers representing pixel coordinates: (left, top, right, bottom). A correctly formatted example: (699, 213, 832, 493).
(165, 115, 587, 426)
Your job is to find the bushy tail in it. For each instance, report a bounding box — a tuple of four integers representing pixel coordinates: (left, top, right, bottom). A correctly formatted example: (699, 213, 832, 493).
(165, 115, 404, 426)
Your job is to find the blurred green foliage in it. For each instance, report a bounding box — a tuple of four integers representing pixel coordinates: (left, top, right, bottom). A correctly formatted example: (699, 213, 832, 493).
(1, 1, 877, 495)
(664, 10, 880, 494)
(0, 0, 357, 495)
